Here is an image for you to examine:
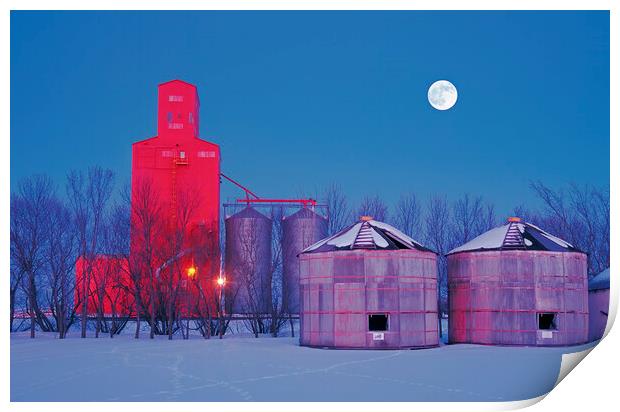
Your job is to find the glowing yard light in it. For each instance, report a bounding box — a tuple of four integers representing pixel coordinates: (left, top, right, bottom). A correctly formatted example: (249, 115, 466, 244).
(216, 273, 226, 339)
(187, 266, 197, 278)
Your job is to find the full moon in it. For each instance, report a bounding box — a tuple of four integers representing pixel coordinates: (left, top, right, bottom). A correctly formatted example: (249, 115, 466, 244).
(428, 80, 458, 110)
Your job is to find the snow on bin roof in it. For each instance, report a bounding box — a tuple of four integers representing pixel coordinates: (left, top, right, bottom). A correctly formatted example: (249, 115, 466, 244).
(589, 268, 610, 291)
(301, 216, 434, 254)
(447, 217, 581, 255)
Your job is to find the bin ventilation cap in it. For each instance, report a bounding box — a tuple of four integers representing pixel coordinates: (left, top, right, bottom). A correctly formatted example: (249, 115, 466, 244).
(448, 220, 581, 255)
(301, 219, 434, 253)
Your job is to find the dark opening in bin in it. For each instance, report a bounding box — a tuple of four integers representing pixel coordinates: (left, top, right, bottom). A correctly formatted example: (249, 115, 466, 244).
(538, 313, 557, 330)
(368, 314, 389, 331)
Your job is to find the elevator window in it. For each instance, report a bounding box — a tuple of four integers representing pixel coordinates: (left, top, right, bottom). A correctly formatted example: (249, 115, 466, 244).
(538, 313, 557, 330)
(368, 314, 388, 331)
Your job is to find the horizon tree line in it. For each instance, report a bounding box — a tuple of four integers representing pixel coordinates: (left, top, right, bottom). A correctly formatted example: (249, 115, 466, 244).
(10, 169, 610, 338)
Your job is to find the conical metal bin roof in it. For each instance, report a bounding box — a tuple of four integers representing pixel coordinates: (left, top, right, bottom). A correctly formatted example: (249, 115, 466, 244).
(301, 217, 434, 254)
(447, 218, 582, 255)
(226, 206, 271, 221)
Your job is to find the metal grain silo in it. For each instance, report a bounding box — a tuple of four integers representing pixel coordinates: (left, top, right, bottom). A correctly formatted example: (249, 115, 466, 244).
(224, 207, 273, 314)
(447, 217, 588, 346)
(299, 217, 439, 349)
(282, 208, 328, 314)
(588, 268, 610, 342)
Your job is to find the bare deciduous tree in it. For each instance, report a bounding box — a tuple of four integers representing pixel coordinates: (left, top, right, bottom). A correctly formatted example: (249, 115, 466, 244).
(451, 194, 497, 245)
(130, 178, 165, 339)
(9, 266, 25, 332)
(394, 193, 422, 237)
(102, 201, 133, 337)
(10, 175, 56, 337)
(161, 187, 201, 340)
(358, 195, 388, 222)
(267, 206, 288, 337)
(66, 167, 115, 338)
(424, 195, 453, 337)
(452, 194, 484, 245)
(45, 198, 78, 339)
(323, 183, 352, 235)
(530, 181, 609, 275)
(190, 217, 225, 339)
(477, 203, 497, 235)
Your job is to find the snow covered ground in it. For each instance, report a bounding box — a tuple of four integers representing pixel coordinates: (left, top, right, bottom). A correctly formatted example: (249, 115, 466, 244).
(10, 332, 596, 402)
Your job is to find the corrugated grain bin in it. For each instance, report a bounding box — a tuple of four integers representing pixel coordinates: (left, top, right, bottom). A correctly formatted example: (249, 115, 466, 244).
(282, 208, 328, 313)
(299, 217, 439, 349)
(224, 207, 273, 314)
(447, 217, 588, 346)
(588, 268, 610, 342)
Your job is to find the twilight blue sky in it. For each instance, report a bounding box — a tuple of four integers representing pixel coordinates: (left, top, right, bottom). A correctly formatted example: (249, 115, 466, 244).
(10, 11, 609, 216)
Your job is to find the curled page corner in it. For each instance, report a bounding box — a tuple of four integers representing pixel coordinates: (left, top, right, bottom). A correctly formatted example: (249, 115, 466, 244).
(505, 394, 547, 410)
(554, 347, 594, 388)
(603, 280, 616, 339)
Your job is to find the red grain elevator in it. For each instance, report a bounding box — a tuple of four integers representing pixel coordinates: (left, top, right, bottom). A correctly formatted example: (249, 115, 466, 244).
(130, 80, 221, 313)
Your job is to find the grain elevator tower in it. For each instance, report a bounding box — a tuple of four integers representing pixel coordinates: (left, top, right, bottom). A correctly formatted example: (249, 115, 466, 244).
(130, 80, 220, 313)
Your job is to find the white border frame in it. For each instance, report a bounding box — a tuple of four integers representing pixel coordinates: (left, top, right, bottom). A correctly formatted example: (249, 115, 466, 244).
(2, 2, 616, 411)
